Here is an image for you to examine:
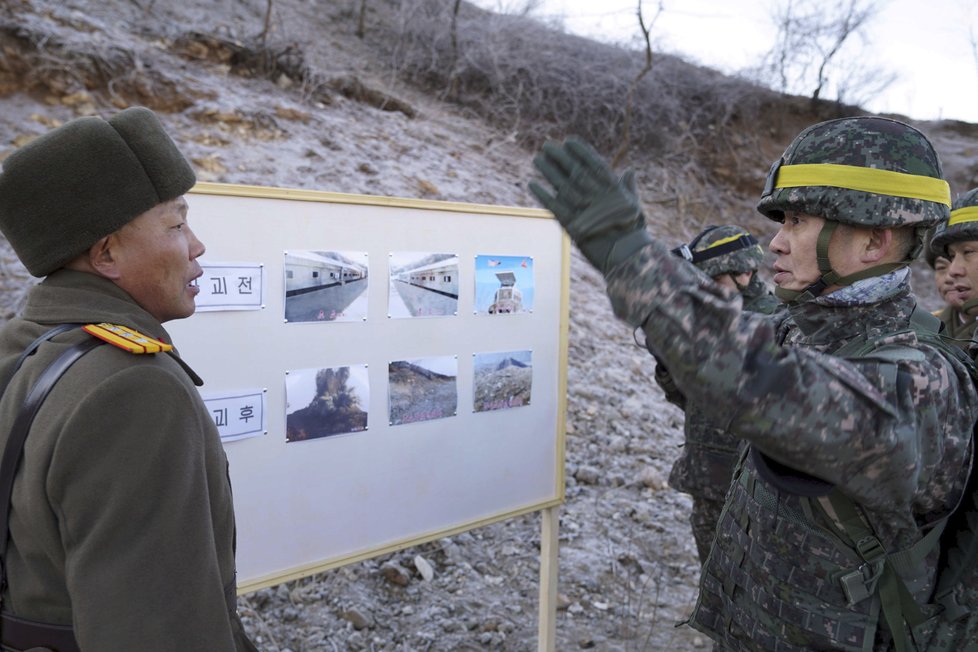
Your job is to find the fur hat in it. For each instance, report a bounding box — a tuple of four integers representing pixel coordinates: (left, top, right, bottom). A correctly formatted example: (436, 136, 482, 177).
(0, 107, 196, 277)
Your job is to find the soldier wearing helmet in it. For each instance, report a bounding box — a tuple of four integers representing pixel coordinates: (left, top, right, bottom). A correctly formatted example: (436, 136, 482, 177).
(923, 225, 956, 318)
(530, 116, 978, 650)
(671, 224, 777, 304)
(659, 224, 778, 564)
(930, 188, 978, 346)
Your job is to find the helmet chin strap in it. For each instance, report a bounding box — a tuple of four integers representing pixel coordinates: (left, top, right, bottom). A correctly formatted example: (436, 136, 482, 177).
(774, 221, 912, 304)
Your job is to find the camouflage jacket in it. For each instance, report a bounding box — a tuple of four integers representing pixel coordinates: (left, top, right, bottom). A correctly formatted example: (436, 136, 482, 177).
(605, 240, 978, 650)
(661, 273, 780, 501)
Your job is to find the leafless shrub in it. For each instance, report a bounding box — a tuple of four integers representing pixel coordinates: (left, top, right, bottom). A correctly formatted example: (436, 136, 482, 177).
(363, 0, 774, 177)
(172, 31, 416, 117)
(0, 19, 199, 111)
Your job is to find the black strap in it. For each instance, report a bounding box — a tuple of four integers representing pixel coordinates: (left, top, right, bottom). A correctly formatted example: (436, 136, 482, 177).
(689, 234, 758, 264)
(0, 331, 100, 652)
(0, 325, 79, 399)
(0, 337, 102, 564)
(670, 227, 759, 265)
(1, 611, 79, 652)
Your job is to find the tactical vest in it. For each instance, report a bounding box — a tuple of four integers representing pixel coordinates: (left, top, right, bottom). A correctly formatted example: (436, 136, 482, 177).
(689, 307, 977, 651)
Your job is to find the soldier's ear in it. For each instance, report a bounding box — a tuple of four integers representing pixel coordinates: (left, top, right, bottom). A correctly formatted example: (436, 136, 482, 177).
(86, 235, 123, 280)
(862, 227, 892, 264)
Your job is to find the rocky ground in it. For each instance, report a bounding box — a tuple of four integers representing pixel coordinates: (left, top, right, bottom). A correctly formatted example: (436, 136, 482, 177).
(1, 1, 976, 650)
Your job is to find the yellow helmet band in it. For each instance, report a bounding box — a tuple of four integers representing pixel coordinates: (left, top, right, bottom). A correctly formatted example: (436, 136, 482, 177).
(949, 206, 978, 226)
(776, 163, 951, 207)
(703, 233, 747, 250)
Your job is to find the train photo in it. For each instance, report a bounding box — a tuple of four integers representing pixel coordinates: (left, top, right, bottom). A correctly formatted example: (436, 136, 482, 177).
(284, 250, 369, 322)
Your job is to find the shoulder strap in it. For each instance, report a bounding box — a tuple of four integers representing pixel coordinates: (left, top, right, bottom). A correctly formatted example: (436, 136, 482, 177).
(0, 324, 80, 397)
(824, 490, 933, 652)
(0, 335, 103, 597)
(0, 333, 100, 652)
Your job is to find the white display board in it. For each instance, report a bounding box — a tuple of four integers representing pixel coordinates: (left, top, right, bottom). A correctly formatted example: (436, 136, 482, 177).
(166, 182, 569, 593)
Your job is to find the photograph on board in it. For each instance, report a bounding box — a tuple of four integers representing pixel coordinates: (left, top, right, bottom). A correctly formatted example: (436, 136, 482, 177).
(473, 350, 532, 412)
(388, 251, 459, 318)
(286, 364, 369, 441)
(284, 250, 369, 322)
(388, 356, 458, 425)
(474, 255, 533, 314)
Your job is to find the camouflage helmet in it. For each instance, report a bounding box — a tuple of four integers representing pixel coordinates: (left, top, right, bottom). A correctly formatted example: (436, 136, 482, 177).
(757, 116, 950, 229)
(930, 187, 978, 256)
(756, 116, 950, 303)
(675, 224, 765, 278)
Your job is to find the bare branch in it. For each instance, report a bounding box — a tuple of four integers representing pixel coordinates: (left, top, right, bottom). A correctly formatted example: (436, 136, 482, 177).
(356, 0, 368, 39)
(612, 0, 663, 168)
(257, 0, 274, 45)
(752, 0, 888, 106)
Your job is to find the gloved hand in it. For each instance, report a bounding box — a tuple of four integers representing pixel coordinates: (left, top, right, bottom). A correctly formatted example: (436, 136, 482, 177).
(529, 137, 652, 274)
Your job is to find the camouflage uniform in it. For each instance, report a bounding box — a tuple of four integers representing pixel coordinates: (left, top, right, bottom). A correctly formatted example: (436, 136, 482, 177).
(659, 225, 779, 564)
(931, 188, 978, 348)
(530, 117, 978, 650)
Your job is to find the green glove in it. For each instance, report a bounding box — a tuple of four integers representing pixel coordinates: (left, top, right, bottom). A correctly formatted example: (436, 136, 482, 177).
(529, 137, 652, 274)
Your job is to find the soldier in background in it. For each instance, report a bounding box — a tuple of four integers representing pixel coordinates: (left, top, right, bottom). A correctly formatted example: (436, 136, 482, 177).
(931, 188, 978, 346)
(530, 117, 977, 650)
(657, 224, 778, 564)
(920, 225, 955, 317)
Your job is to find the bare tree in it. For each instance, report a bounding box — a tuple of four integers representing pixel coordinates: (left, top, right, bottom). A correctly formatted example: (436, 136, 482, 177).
(257, 0, 274, 45)
(356, 0, 368, 39)
(446, 0, 463, 98)
(612, 0, 663, 168)
(756, 0, 888, 106)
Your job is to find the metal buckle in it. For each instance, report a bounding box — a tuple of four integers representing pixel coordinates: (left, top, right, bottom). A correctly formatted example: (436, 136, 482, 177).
(671, 244, 694, 262)
(840, 561, 883, 606)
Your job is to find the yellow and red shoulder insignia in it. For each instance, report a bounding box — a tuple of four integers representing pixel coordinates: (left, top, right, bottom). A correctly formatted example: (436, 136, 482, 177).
(83, 323, 173, 354)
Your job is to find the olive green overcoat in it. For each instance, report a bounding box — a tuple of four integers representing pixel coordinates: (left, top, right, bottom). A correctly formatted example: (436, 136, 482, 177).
(936, 304, 978, 351)
(0, 270, 257, 651)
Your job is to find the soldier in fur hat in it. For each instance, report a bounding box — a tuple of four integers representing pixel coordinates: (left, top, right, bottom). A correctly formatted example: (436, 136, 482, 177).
(0, 107, 257, 651)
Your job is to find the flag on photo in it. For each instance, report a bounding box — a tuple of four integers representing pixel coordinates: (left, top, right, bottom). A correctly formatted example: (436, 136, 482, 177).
(520, 259, 528, 268)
